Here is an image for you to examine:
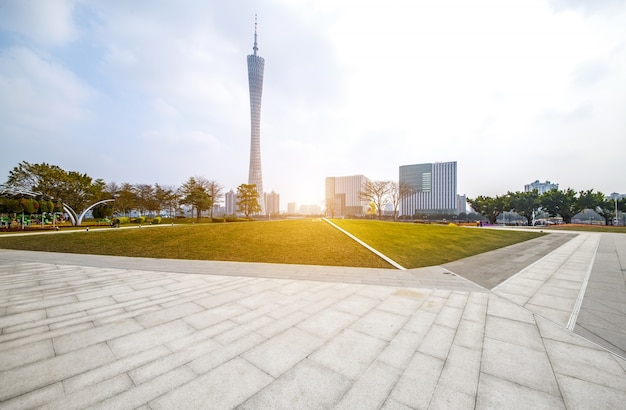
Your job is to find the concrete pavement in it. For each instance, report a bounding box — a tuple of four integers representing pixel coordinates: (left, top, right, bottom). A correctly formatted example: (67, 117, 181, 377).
(0, 230, 625, 409)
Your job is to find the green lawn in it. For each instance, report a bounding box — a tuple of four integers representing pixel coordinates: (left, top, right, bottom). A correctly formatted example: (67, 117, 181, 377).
(0, 219, 545, 269)
(329, 219, 545, 268)
(0, 220, 392, 268)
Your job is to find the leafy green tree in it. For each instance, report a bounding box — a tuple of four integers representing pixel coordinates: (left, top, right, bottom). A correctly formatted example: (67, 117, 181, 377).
(508, 190, 538, 225)
(21, 198, 36, 214)
(540, 188, 581, 224)
(134, 184, 157, 216)
(467, 195, 507, 224)
(155, 184, 178, 218)
(179, 177, 212, 221)
(113, 183, 137, 216)
(5, 198, 21, 214)
(578, 190, 611, 225)
(236, 184, 261, 218)
(5, 161, 106, 215)
(92, 204, 113, 219)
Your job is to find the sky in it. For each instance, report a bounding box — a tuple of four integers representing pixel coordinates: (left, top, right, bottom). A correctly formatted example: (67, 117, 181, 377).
(1, 0, 625, 210)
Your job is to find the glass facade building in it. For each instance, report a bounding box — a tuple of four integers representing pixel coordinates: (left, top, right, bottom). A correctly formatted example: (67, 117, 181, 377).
(399, 161, 457, 216)
(325, 175, 370, 217)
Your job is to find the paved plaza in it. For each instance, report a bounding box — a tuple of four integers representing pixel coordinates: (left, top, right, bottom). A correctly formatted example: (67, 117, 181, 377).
(0, 229, 625, 409)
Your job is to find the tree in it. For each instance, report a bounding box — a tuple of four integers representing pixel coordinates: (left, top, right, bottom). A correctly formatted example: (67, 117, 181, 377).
(508, 190, 538, 225)
(5, 161, 105, 215)
(325, 197, 337, 218)
(359, 180, 390, 220)
(92, 203, 113, 219)
(236, 184, 261, 218)
(205, 180, 224, 218)
(541, 188, 581, 224)
(595, 197, 617, 226)
(154, 184, 178, 218)
(467, 195, 507, 224)
(388, 181, 413, 221)
(578, 190, 611, 225)
(134, 184, 157, 216)
(179, 177, 212, 221)
(114, 183, 137, 217)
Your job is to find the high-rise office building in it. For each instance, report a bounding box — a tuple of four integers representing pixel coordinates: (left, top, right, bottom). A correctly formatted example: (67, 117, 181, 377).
(264, 191, 280, 216)
(224, 190, 238, 215)
(325, 175, 370, 217)
(399, 161, 457, 216)
(247, 16, 265, 209)
(524, 180, 558, 194)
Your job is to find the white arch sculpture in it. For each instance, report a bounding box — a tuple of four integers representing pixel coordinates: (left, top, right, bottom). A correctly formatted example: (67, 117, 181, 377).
(63, 199, 115, 226)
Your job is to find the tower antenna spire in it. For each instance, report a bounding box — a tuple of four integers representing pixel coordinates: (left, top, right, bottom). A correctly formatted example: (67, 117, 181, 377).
(253, 14, 258, 56)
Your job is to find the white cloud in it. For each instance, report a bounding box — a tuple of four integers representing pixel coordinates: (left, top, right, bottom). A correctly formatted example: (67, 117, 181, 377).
(0, 0, 77, 46)
(1, 0, 625, 207)
(0, 46, 94, 137)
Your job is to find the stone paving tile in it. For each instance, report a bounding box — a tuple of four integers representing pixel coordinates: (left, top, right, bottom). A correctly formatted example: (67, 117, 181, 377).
(238, 359, 352, 409)
(296, 307, 359, 340)
(0, 309, 47, 329)
(63, 345, 170, 393)
(243, 327, 324, 378)
(107, 319, 195, 357)
(377, 329, 426, 370)
(543, 338, 626, 392)
(481, 336, 561, 396)
(350, 309, 408, 342)
(40, 374, 134, 410)
(485, 314, 545, 351)
(311, 328, 387, 379)
(557, 374, 626, 410)
(54, 318, 143, 354)
(90, 366, 197, 410)
(0, 382, 65, 410)
(388, 351, 444, 409)
(183, 302, 250, 330)
(0, 339, 54, 372)
(0, 343, 115, 402)
(187, 332, 267, 375)
(476, 372, 565, 409)
(151, 358, 274, 410)
(334, 360, 401, 410)
(135, 301, 204, 328)
(0, 236, 625, 409)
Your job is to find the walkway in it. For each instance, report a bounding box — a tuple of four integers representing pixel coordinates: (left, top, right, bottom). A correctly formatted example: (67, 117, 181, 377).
(0, 230, 625, 409)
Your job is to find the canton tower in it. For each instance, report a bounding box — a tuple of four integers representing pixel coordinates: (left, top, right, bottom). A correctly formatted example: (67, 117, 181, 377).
(247, 15, 264, 203)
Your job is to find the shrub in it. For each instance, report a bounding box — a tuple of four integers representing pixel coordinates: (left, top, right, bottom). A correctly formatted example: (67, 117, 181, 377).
(212, 217, 225, 223)
(151, 216, 162, 225)
(135, 216, 146, 224)
(117, 217, 130, 224)
(225, 217, 251, 222)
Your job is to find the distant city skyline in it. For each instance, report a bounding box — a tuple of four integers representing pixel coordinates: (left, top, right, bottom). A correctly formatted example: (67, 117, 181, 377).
(1, 1, 625, 207)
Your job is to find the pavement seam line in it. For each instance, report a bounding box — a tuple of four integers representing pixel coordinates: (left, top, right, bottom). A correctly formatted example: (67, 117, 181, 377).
(322, 219, 406, 270)
(566, 233, 601, 331)
(490, 232, 579, 293)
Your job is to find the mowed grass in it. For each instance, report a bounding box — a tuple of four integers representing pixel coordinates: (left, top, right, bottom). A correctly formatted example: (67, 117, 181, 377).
(330, 219, 545, 268)
(0, 220, 393, 268)
(0, 219, 545, 268)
